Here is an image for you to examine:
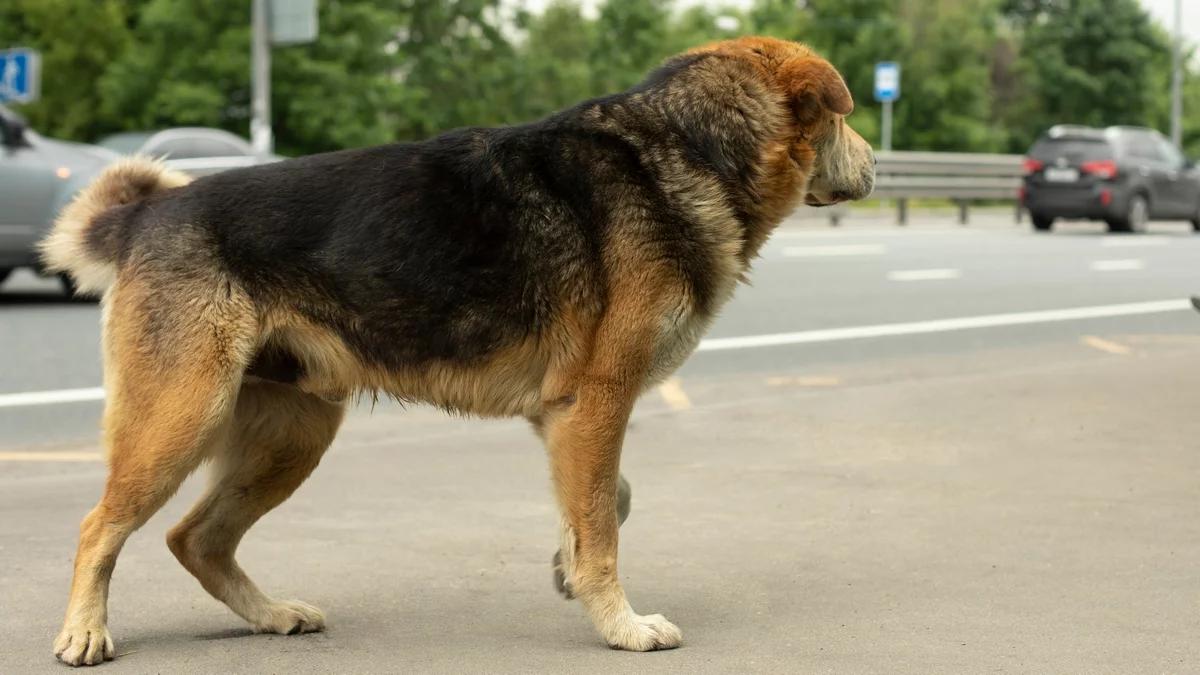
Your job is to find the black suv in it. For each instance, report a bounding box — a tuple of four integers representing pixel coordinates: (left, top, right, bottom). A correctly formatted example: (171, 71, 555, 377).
(1022, 125, 1200, 233)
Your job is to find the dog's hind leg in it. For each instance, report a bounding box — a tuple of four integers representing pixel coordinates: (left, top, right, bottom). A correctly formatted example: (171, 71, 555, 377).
(55, 277, 255, 667)
(551, 473, 630, 599)
(167, 380, 344, 635)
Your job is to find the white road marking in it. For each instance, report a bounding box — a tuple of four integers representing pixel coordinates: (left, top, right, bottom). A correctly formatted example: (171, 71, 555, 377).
(766, 375, 841, 387)
(657, 377, 692, 410)
(887, 268, 961, 282)
(1080, 336, 1132, 355)
(0, 387, 105, 408)
(782, 244, 886, 258)
(1100, 236, 1169, 248)
(0, 451, 103, 462)
(697, 299, 1192, 352)
(1091, 259, 1144, 271)
(3, 301, 1192, 408)
(772, 228, 977, 239)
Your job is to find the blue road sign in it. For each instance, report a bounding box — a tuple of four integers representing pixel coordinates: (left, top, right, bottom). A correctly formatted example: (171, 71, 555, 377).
(0, 48, 40, 103)
(874, 61, 900, 103)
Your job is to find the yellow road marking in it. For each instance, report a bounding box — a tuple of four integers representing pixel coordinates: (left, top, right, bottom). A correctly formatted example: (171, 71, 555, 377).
(1080, 335, 1132, 356)
(766, 375, 842, 387)
(657, 377, 692, 411)
(0, 451, 104, 462)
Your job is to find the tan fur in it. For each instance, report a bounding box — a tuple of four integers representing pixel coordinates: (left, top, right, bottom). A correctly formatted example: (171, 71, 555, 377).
(40, 157, 191, 294)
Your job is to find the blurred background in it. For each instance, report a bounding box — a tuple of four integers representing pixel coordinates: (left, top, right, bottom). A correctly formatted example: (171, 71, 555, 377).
(1, 0, 1197, 156)
(5, 2, 1200, 672)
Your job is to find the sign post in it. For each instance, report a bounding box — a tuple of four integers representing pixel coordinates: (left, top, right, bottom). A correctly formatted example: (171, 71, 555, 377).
(0, 48, 41, 104)
(873, 61, 900, 152)
(251, 0, 319, 157)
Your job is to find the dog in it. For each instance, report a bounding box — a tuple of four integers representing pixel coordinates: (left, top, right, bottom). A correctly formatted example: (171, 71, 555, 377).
(40, 36, 874, 666)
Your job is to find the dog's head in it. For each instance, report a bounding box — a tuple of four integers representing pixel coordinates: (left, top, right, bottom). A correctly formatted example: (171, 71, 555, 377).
(689, 37, 875, 208)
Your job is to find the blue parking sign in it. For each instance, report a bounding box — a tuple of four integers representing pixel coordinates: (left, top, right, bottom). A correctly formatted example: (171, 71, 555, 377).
(874, 61, 900, 103)
(0, 48, 41, 103)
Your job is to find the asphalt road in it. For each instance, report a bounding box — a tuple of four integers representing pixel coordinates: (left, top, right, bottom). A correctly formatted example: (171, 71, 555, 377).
(3, 213, 1199, 672)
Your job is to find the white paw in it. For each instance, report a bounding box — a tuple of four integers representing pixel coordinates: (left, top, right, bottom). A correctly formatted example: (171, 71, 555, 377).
(604, 612, 682, 651)
(252, 600, 326, 635)
(54, 624, 115, 667)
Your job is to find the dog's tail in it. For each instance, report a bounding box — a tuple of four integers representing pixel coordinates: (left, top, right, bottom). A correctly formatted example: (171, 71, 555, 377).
(40, 156, 191, 294)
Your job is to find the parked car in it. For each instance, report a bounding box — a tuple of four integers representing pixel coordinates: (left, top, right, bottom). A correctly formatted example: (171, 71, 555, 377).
(0, 105, 116, 291)
(1022, 125, 1200, 233)
(97, 127, 278, 176)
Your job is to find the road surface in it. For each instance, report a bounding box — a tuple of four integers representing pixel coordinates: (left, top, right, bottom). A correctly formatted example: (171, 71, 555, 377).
(2, 215, 1198, 672)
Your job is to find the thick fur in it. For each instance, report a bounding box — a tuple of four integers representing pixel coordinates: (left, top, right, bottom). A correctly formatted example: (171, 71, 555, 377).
(45, 37, 874, 666)
(40, 157, 192, 294)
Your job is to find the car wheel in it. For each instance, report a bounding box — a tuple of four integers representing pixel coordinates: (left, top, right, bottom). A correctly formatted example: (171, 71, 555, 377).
(0, 268, 11, 286)
(1031, 214, 1054, 232)
(59, 273, 79, 297)
(1191, 201, 1200, 232)
(1108, 193, 1149, 233)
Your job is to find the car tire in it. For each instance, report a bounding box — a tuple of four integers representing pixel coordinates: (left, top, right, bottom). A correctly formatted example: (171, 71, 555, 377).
(59, 273, 79, 297)
(1191, 201, 1200, 232)
(1031, 214, 1054, 232)
(0, 268, 11, 286)
(1108, 193, 1149, 234)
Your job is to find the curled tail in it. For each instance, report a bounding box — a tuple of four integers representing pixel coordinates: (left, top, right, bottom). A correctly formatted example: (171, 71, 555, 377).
(40, 156, 191, 294)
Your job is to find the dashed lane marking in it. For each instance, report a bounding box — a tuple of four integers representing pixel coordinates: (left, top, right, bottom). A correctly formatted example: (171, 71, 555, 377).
(1091, 259, 1144, 271)
(657, 377, 692, 411)
(782, 244, 887, 257)
(1080, 336, 1132, 355)
(887, 268, 961, 282)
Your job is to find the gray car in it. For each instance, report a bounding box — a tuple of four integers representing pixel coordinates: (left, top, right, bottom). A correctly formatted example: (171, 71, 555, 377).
(1022, 125, 1200, 233)
(98, 127, 278, 176)
(0, 105, 115, 291)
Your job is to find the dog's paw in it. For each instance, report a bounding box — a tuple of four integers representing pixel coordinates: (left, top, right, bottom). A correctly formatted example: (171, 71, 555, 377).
(551, 550, 575, 600)
(604, 612, 682, 651)
(54, 624, 115, 667)
(252, 600, 326, 635)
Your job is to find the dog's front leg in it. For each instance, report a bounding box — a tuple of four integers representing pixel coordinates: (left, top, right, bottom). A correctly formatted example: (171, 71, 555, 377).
(542, 380, 681, 651)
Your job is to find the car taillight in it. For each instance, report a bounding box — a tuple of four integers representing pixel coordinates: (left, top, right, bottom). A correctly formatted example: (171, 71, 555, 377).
(1081, 159, 1118, 180)
(1023, 158, 1044, 175)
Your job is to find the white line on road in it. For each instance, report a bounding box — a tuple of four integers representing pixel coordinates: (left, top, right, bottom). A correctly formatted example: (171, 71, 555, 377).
(697, 299, 1192, 352)
(1091, 259, 1145, 271)
(0, 387, 105, 408)
(1100, 236, 1169, 247)
(773, 229, 973, 239)
(887, 268, 961, 282)
(3, 300, 1193, 408)
(782, 244, 887, 258)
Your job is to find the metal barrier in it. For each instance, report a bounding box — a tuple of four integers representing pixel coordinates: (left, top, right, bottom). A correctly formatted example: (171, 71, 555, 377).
(828, 151, 1025, 225)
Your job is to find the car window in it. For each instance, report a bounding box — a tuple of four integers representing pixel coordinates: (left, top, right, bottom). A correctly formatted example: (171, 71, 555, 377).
(1156, 138, 1185, 168)
(1029, 137, 1113, 162)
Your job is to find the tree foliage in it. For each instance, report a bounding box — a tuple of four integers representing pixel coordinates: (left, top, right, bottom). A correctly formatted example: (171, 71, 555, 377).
(2, 0, 1195, 157)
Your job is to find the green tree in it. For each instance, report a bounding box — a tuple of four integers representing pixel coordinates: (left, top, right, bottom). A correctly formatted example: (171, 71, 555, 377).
(1005, 0, 1170, 149)
(589, 0, 673, 94)
(0, 0, 137, 141)
(894, 0, 1006, 152)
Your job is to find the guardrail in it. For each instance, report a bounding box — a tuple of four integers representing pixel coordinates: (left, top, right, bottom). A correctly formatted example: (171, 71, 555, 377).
(828, 151, 1025, 225)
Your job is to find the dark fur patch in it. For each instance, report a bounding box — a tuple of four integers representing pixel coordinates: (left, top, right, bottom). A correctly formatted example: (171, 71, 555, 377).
(105, 49, 802, 375)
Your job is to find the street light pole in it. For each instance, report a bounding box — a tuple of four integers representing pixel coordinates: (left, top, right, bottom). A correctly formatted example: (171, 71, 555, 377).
(251, 0, 273, 156)
(1170, 0, 1183, 147)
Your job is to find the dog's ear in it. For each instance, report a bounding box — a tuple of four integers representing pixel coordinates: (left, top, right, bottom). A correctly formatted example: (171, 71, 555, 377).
(780, 57, 854, 117)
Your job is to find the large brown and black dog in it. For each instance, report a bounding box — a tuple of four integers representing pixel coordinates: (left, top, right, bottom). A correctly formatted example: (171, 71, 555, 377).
(41, 36, 873, 666)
